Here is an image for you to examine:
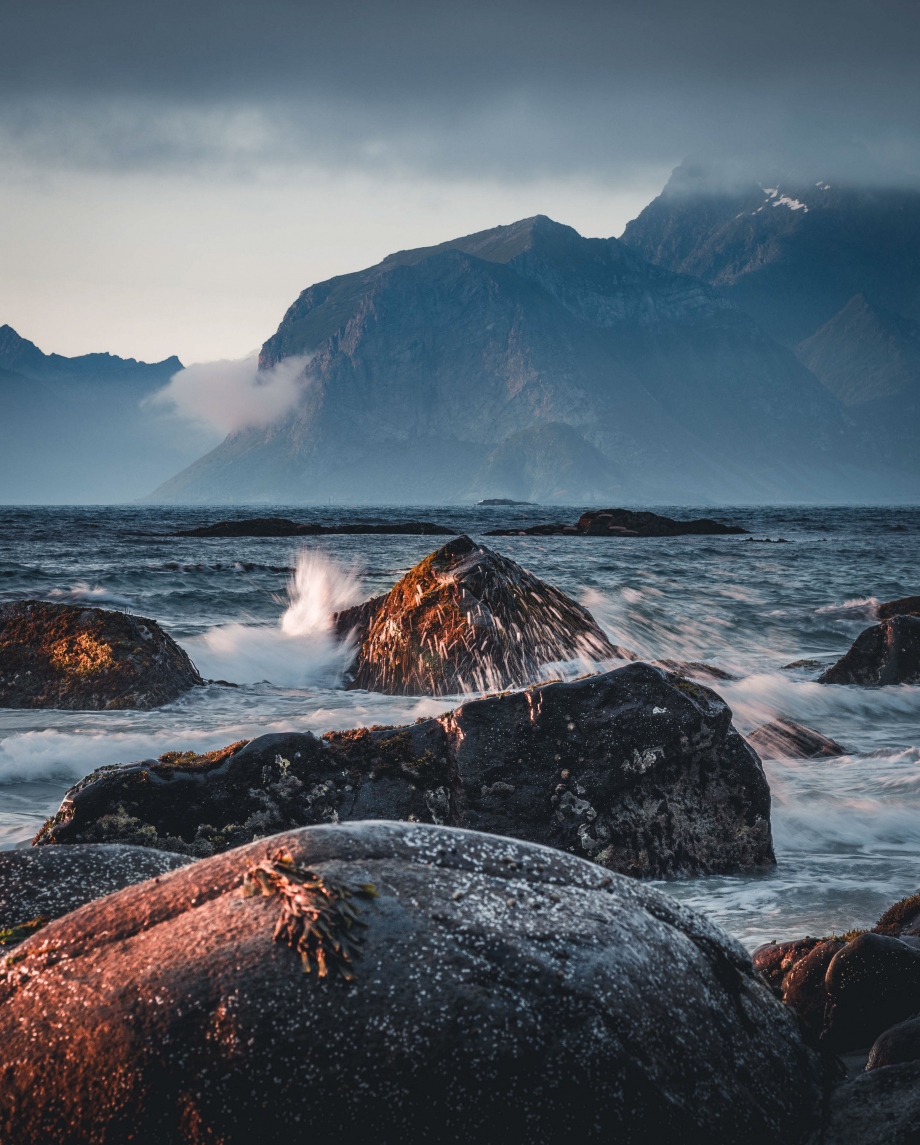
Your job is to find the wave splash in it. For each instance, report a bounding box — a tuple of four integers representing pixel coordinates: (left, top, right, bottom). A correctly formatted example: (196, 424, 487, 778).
(186, 550, 364, 688)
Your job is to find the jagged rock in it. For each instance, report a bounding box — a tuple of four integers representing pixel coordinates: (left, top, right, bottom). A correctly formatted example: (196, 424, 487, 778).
(332, 535, 630, 695)
(819, 616, 920, 686)
(485, 508, 749, 538)
(0, 600, 203, 710)
(178, 517, 453, 537)
(1, 821, 825, 1145)
(878, 595, 920, 620)
(0, 844, 191, 929)
(35, 663, 774, 878)
(746, 718, 847, 759)
(822, 1062, 920, 1145)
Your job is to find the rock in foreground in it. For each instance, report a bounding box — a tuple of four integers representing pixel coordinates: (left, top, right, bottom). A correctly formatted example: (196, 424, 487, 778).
(0, 600, 203, 709)
(485, 508, 749, 537)
(0, 844, 191, 929)
(1, 822, 825, 1145)
(819, 616, 920, 686)
(37, 663, 774, 878)
(878, 595, 920, 620)
(333, 534, 629, 695)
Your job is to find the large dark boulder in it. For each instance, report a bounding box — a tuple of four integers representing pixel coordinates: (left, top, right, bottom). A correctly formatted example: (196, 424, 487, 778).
(877, 595, 920, 620)
(0, 844, 191, 930)
(35, 663, 774, 878)
(0, 600, 203, 709)
(332, 534, 631, 695)
(819, 616, 920, 686)
(822, 934, 920, 1051)
(821, 1062, 920, 1145)
(867, 1017, 920, 1070)
(0, 822, 825, 1145)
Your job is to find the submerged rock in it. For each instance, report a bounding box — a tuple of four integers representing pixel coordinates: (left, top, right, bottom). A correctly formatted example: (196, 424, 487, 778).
(0, 600, 203, 710)
(485, 508, 749, 538)
(0, 844, 190, 930)
(746, 717, 847, 759)
(332, 534, 630, 695)
(819, 616, 920, 686)
(0, 821, 825, 1145)
(35, 663, 774, 878)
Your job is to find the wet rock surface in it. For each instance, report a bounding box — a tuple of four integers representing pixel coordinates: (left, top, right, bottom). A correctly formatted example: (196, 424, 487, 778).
(822, 1062, 920, 1145)
(877, 594, 920, 620)
(485, 507, 749, 537)
(35, 663, 774, 878)
(332, 534, 630, 695)
(819, 616, 920, 685)
(0, 821, 825, 1145)
(0, 600, 203, 710)
(746, 717, 847, 759)
(867, 1017, 920, 1070)
(0, 844, 191, 929)
(178, 517, 453, 536)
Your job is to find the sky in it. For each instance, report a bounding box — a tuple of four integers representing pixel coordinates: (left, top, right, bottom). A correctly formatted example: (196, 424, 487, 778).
(1, 0, 918, 365)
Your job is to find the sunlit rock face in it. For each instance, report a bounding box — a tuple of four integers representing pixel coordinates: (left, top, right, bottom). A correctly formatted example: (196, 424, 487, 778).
(332, 534, 627, 695)
(0, 822, 824, 1145)
(35, 663, 774, 879)
(0, 600, 203, 709)
(819, 615, 920, 686)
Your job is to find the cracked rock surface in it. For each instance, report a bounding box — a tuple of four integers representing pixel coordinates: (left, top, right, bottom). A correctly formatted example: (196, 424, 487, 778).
(1, 822, 823, 1145)
(35, 663, 773, 878)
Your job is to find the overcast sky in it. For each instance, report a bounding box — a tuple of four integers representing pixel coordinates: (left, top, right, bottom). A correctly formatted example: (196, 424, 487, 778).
(1, 0, 918, 364)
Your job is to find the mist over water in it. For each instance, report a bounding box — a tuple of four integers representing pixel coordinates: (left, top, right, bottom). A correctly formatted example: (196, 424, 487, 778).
(1, 502, 917, 950)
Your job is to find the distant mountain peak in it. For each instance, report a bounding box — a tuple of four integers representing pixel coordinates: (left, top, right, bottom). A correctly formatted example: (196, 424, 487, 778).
(0, 324, 182, 381)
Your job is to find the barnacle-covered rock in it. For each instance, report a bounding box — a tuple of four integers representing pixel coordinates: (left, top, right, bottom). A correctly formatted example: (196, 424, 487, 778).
(819, 615, 920, 686)
(0, 822, 825, 1145)
(0, 600, 203, 709)
(35, 663, 774, 878)
(0, 844, 191, 931)
(332, 534, 631, 695)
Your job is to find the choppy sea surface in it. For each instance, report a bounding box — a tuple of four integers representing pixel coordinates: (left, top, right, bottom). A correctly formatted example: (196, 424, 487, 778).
(1, 503, 918, 950)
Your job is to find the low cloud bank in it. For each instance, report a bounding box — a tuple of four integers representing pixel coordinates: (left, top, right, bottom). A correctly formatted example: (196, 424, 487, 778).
(148, 354, 309, 433)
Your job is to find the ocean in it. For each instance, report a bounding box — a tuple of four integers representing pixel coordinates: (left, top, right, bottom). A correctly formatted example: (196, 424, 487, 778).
(1, 502, 918, 951)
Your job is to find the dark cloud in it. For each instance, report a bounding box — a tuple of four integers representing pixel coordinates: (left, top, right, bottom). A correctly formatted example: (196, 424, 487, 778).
(1, 0, 919, 182)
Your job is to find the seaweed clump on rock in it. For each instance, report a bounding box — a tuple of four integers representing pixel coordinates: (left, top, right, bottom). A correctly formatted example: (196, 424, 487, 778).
(0, 822, 826, 1145)
(0, 600, 203, 710)
(332, 534, 631, 695)
(35, 663, 775, 879)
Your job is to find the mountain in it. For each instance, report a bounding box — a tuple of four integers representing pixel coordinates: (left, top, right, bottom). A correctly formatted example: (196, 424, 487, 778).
(150, 215, 885, 506)
(621, 162, 920, 347)
(0, 327, 216, 504)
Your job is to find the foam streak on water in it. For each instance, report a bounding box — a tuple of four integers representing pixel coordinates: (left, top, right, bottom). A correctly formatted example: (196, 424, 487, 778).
(0, 503, 917, 949)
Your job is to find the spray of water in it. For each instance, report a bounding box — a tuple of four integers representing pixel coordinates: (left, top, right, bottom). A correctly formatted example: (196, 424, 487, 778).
(185, 550, 364, 687)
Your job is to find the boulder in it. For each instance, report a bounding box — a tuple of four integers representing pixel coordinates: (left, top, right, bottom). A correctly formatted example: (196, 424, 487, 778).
(780, 940, 846, 1034)
(0, 822, 825, 1145)
(485, 508, 749, 538)
(867, 1017, 920, 1070)
(822, 934, 920, 1051)
(819, 616, 920, 686)
(0, 600, 204, 709)
(332, 534, 631, 695)
(746, 718, 847, 759)
(878, 595, 920, 620)
(821, 1062, 920, 1145)
(35, 663, 775, 878)
(0, 844, 191, 931)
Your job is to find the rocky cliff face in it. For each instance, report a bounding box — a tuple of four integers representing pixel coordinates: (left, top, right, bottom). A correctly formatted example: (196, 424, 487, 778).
(149, 214, 872, 505)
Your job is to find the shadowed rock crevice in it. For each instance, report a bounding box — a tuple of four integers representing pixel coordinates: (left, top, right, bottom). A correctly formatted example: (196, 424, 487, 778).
(35, 663, 774, 879)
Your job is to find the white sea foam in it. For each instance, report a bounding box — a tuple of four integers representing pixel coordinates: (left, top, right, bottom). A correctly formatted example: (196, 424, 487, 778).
(45, 582, 137, 609)
(184, 550, 364, 687)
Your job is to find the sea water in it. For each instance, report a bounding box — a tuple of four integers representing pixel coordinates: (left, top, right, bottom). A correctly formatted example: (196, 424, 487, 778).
(1, 503, 918, 950)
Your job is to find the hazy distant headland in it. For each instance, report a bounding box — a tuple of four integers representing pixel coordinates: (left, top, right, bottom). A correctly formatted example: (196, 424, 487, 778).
(4, 161, 920, 507)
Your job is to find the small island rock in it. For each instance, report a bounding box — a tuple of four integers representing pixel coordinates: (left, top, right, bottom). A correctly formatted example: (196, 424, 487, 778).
(0, 600, 203, 709)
